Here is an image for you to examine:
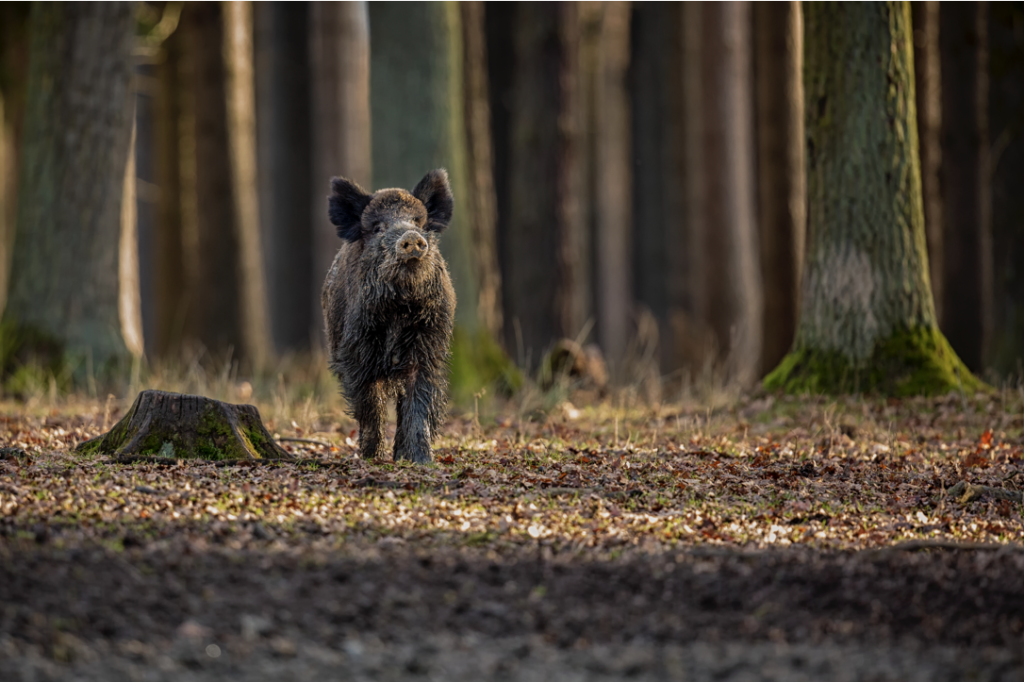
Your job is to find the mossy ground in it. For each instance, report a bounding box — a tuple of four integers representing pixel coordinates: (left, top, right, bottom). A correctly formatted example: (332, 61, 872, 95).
(764, 325, 990, 396)
(449, 326, 524, 404)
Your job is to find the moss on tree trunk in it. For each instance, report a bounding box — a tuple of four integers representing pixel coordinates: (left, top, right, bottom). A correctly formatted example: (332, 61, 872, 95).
(764, 2, 983, 396)
(76, 390, 291, 462)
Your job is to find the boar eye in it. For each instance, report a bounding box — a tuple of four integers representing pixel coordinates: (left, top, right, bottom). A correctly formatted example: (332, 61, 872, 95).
(373, 222, 384, 234)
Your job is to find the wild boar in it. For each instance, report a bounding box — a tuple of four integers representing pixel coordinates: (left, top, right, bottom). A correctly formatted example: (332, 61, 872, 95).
(322, 169, 456, 463)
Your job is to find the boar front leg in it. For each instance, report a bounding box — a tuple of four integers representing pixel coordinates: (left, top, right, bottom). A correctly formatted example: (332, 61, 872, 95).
(353, 379, 389, 460)
(394, 367, 441, 464)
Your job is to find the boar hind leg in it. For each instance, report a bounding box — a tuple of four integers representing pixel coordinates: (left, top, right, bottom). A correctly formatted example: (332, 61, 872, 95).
(353, 380, 389, 460)
(394, 371, 441, 464)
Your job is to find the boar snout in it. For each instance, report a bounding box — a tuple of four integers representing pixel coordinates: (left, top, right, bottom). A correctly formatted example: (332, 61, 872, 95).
(397, 230, 428, 263)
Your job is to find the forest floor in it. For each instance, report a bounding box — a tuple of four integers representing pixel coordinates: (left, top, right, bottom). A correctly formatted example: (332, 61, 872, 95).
(1, 388, 1024, 680)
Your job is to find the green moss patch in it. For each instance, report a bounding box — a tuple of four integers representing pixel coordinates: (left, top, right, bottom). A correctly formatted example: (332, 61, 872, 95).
(449, 326, 524, 405)
(764, 326, 989, 397)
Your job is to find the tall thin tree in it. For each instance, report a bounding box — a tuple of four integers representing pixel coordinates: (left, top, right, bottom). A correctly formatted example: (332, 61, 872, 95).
(310, 2, 371, 346)
(912, 1, 943, 325)
(593, 2, 632, 373)
(939, 1, 992, 372)
(172, 1, 269, 366)
(255, 2, 313, 354)
(754, 2, 805, 375)
(499, 3, 582, 368)
(687, 2, 762, 387)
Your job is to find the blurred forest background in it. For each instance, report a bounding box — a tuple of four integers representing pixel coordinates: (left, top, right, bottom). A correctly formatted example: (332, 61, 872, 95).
(0, 1, 1022, 406)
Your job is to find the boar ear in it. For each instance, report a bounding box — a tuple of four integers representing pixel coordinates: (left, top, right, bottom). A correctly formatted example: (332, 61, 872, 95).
(328, 177, 371, 242)
(412, 169, 454, 232)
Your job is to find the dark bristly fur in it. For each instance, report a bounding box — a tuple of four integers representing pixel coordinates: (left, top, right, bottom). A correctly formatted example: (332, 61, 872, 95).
(322, 169, 457, 463)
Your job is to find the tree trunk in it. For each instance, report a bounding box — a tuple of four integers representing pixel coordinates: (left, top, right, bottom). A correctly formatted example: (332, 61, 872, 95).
(255, 2, 313, 354)
(690, 2, 762, 387)
(76, 389, 291, 462)
(593, 2, 632, 374)
(153, 23, 188, 359)
(119, 115, 144, 360)
(4, 3, 135, 374)
(223, 1, 270, 367)
(629, 2, 688, 375)
(754, 1, 805, 376)
(176, 2, 269, 366)
(0, 3, 29, 321)
(369, 2, 515, 399)
(500, 2, 582, 369)
(765, 2, 981, 396)
(988, 2, 1024, 376)
(939, 1, 992, 374)
(460, 1, 503, 344)
(912, 1, 943, 325)
(309, 1, 371, 347)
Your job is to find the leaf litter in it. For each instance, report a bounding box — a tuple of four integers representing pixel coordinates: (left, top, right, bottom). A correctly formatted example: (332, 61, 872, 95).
(1, 391, 1023, 679)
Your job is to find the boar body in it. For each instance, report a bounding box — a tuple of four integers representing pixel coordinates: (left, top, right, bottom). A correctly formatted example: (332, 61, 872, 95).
(322, 170, 456, 463)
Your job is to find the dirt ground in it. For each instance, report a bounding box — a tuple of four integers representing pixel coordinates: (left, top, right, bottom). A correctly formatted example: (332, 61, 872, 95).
(1, 392, 1023, 680)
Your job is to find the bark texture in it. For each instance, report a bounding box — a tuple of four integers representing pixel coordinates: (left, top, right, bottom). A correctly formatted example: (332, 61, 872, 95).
(76, 390, 290, 462)
(499, 3, 582, 368)
(939, 2, 992, 373)
(4, 3, 135, 371)
(754, 2, 805, 375)
(912, 1, 943, 325)
(765, 2, 981, 396)
(255, 2, 313, 354)
(309, 1, 371, 347)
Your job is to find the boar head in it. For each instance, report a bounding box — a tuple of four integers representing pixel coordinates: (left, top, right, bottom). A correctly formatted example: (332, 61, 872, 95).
(328, 169, 453, 288)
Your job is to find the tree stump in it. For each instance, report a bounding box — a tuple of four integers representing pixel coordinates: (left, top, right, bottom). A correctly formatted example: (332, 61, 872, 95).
(76, 390, 292, 462)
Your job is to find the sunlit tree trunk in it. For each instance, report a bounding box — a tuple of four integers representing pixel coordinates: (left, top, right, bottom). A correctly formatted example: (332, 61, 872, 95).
(310, 1, 371, 346)
(765, 2, 980, 396)
(119, 115, 144, 360)
(4, 3, 135, 374)
(0, 4, 29, 321)
(175, 1, 269, 366)
(222, 1, 270, 366)
(754, 1, 805, 376)
(255, 2, 313, 354)
(499, 3, 582, 368)
(0, 92, 11, 319)
(912, 1, 943, 325)
(939, 1, 992, 372)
